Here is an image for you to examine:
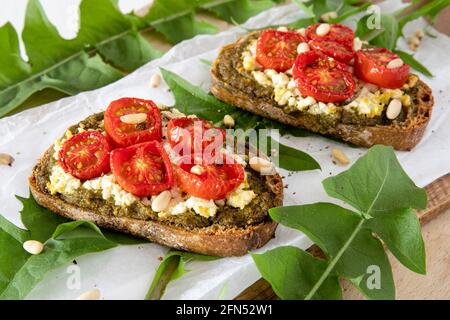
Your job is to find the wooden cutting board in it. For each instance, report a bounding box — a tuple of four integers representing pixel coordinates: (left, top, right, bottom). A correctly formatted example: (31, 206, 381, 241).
(236, 173, 450, 300)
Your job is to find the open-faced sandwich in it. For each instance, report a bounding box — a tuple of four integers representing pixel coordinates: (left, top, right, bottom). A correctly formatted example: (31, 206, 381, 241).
(211, 24, 434, 150)
(29, 98, 283, 257)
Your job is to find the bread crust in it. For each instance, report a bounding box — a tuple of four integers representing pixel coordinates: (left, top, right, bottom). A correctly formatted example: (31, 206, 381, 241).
(211, 34, 435, 151)
(30, 147, 283, 257)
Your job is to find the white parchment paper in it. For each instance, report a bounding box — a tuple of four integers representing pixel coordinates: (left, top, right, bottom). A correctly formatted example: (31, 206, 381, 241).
(0, 1, 449, 300)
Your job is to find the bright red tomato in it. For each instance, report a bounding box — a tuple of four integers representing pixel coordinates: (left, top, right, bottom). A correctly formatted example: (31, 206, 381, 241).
(104, 97, 162, 147)
(256, 29, 306, 72)
(354, 48, 410, 89)
(293, 51, 355, 102)
(306, 23, 354, 46)
(166, 117, 226, 158)
(110, 141, 174, 197)
(175, 155, 244, 200)
(58, 131, 111, 180)
(309, 39, 354, 64)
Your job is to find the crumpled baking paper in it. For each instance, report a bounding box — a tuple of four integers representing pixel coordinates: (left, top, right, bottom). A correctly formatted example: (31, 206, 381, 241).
(0, 1, 449, 300)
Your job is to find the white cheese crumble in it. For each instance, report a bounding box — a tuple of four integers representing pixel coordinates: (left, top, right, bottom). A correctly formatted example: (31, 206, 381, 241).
(185, 197, 218, 218)
(47, 165, 81, 195)
(226, 174, 256, 209)
(83, 174, 138, 207)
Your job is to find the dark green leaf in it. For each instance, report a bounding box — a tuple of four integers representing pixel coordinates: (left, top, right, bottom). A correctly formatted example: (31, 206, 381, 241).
(207, 0, 275, 24)
(145, 250, 219, 300)
(0, 193, 142, 299)
(96, 31, 164, 71)
(365, 208, 426, 274)
(398, 0, 450, 31)
(323, 145, 427, 216)
(270, 203, 395, 299)
(333, 2, 371, 23)
(370, 14, 399, 50)
(269, 138, 320, 171)
(394, 50, 433, 77)
(252, 246, 342, 300)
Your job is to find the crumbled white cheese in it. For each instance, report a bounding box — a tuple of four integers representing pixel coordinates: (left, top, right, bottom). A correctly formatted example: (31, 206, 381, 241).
(185, 197, 218, 218)
(308, 102, 337, 115)
(83, 174, 138, 207)
(227, 189, 256, 210)
(47, 165, 81, 195)
(252, 71, 271, 86)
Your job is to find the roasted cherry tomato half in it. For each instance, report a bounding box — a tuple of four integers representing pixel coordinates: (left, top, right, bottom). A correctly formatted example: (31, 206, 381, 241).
(167, 117, 226, 158)
(293, 51, 355, 103)
(306, 23, 354, 47)
(354, 48, 410, 89)
(256, 29, 306, 72)
(110, 141, 174, 197)
(58, 131, 111, 181)
(175, 154, 244, 200)
(309, 39, 354, 64)
(104, 97, 162, 148)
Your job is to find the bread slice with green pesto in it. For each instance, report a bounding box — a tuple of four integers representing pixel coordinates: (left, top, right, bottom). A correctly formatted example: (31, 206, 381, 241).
(29, 109, 283, 257)
(211, 30, 434, 151)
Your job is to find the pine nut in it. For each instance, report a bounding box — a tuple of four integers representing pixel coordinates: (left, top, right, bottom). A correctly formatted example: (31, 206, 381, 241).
(0, 153, 14, 166)
(386, 99, 402, 120)
(331, 148, 350, 165)
(151, 191, 172, 212)
(277, 26, 288, 32)
(297, 42, 310, 54)
(353, 37, 363, 51)
(321, 11, 337, 22)
(120, 113, 147, 124)
(249, 157, 274, 174)
(386, 58, 404, 69)
(415, 28, 424, 39)
(223, 114, 235, 127)
(23, 240, 44, 255)
(316, 23, 330, 36)
(297, 28, 306, 37)
(150, 74, 161, 88)
(190, 165, 205, 175)
(215, 200, 225, 207)
(76, 289, 101, 300)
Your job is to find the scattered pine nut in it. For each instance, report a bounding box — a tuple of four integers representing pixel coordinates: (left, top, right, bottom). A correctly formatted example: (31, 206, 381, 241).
(223, 114, 235, 127)
(297, 42, 310, 54)
(150, 74, 161, 88)
(297, 28, 306, 37)
(151, 191, 172, 213)
(23, 240, 44, 255)
(120, 113, 147, 125)
(277, 26, 288, 32)
(316, 23, 330, 36)
(386, 58, 404, 69)
(249, 156, 274, 174)
(386, 99, 402, 120)
(321, 11, 337, 22)
(215, 200, 225, 207)
(76, 289, 101, 300)
(331, 148, 350, 165)
(0, 153, 14, 166)
(190, 165, 205, 175)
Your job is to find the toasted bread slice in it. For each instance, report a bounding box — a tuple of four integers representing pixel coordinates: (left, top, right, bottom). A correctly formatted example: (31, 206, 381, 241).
(29, 112, 283, 257)
(211, 31, 434, 151)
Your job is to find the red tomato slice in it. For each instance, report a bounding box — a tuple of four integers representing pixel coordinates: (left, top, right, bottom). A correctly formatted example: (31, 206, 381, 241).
(176, 155, 244, 200)
(110, 141, 174, 197)
(309, 39, 354, 64)
(167, 117, 226, 158)
(58, 131, 111, 181)
(354, 48, 410, 89)
(306, 23, 354, 46)
(256, 29, 306, 72)
(293, 51, 355, 103)
(104, 97, 162, 147)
